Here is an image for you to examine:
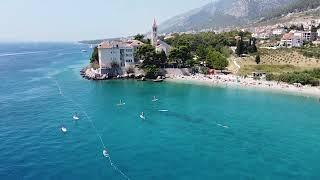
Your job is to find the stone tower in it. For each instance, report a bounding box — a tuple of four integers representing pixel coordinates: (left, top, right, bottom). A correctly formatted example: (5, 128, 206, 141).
(151, 18, 158, 47)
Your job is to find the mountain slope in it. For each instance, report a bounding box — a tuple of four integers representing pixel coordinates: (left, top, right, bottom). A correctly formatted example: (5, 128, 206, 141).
(159, 0, 297, 33)
(263, 0, 320, 20)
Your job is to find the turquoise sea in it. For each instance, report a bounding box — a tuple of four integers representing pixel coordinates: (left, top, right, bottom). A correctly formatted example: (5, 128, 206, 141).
(1, 43, 320, 180)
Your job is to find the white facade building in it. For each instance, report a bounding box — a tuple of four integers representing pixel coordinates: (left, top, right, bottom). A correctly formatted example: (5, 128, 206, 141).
(98, 41, 141, 75)
(293, 31, 317, 42)
(272, 28, 286, 35)
(280, 32, 303, 48)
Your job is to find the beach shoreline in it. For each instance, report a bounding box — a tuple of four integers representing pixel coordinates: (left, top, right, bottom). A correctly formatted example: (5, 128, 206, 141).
(166, 74, 320, 98)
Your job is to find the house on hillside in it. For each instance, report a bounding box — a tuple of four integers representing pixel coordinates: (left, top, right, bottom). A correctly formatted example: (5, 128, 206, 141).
(252, 27, 272, 39)
(97, 40, 143, 75)
(272, 28, 286, 35)
(280, 32, 303, 48)
(301, 31, 317, 41)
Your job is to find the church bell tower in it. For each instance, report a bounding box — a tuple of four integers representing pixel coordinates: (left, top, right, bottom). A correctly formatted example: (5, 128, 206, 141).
(152, 18, 158, 47)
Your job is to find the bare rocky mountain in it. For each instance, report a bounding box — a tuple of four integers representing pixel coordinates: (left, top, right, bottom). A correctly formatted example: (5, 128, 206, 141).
(159, 0, 294, 33)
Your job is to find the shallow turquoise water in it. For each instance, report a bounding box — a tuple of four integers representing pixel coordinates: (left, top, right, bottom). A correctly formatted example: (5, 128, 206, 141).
(1, 43, 320, 180)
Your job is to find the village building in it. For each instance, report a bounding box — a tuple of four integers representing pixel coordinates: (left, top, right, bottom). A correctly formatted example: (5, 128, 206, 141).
(151, 18, 171, 55)
(97, 40, 143, 75)
(300, 31, 317, 41)
(272, 28, 286, 35)
(280, 32, 303, 48)
(252, 27, 272, 39)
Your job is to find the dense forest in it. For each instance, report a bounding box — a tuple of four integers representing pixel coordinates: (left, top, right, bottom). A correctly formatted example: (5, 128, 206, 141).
(134, 31, 258, 78)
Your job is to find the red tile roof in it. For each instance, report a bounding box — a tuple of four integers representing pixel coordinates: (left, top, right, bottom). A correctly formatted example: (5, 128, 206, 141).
(98, 40, 143, 49)
(282, 33, 294, 40)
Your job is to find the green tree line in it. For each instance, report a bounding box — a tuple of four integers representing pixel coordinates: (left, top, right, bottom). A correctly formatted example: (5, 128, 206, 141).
(266, 69, 320, 86)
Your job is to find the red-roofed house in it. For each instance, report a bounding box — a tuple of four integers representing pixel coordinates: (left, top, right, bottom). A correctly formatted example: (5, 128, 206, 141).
(280, 33, 303, 48)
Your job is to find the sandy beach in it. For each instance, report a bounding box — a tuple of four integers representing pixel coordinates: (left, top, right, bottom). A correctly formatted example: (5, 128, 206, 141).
(166, 73, 320, 98)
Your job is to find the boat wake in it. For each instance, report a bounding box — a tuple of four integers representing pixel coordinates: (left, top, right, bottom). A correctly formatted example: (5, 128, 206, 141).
(0, 50, 60, 57)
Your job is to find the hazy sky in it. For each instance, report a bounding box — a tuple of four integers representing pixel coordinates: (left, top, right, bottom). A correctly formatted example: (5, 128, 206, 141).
(0, 0, 211, 42)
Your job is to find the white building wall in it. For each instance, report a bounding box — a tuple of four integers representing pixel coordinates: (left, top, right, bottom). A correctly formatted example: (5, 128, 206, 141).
(272, 29, 285, 35)
(98, 48, 121, 68)
(99, 46, 135, 70)
(292, 37, 303, 47)
(123, 48, 134, 68)
(280, 37, 302, 48)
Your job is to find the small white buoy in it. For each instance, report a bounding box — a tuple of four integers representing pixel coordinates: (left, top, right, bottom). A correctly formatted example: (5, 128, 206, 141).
(61, 126, 67, 133)
(103, 149, 109, 157)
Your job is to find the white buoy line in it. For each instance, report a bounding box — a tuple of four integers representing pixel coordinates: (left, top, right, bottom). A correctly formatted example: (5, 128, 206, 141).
(54, 80, 131, 180)
(54, 79, 230, 179)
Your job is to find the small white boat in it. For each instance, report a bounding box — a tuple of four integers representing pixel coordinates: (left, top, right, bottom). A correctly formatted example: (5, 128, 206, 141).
(103, 149, 109, 157)
(61, 126, 67, 133)
(153, 79, 163, 82)
(81, 49, 87, 52)
(158, 110, 168, 112)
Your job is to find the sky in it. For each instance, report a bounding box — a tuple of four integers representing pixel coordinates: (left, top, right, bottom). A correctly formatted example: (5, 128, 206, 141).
(0, 0, 211, 42)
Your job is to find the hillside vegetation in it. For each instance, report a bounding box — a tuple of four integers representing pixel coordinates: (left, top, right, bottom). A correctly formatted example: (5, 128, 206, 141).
(159, 0, 293, 33)
(264, 0, 320, 20)
(238, 48, 320, 76)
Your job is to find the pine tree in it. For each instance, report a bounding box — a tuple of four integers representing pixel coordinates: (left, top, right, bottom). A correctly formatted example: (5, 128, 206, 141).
(255, 55, 261, 64)
(236, 36, 244, 57)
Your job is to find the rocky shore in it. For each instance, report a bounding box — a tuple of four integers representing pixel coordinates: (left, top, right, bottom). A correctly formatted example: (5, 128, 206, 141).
(80, 66, 148, 81)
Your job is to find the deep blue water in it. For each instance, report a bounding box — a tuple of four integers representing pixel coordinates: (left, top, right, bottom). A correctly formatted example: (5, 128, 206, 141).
(1, 43, 320, 180)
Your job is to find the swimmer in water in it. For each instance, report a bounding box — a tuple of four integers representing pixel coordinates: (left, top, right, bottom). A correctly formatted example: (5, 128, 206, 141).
(103, 149, 109, 157)
(73, 112, 79, 120)
(140, 112, 145, 120)
(117, 100, 125, 106)
(152, 96, 158, 102)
